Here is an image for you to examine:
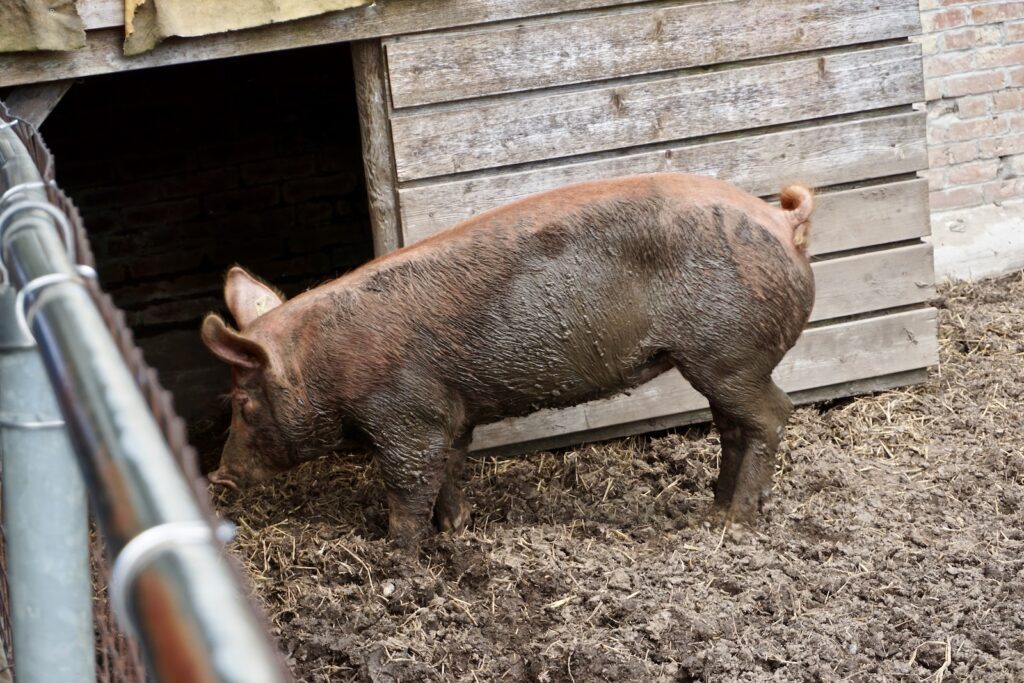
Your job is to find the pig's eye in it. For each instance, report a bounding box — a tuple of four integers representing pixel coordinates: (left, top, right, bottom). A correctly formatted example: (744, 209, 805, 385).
(236, 397, 258, 423)
(241, 401, 259, 422)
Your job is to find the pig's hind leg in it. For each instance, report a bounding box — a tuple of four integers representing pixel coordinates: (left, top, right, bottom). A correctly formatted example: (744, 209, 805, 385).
(711, 380, 792, 523)
(676, 360, 793, 524)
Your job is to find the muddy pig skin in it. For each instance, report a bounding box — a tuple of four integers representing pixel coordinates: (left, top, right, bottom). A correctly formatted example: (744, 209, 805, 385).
(202, 173, 815, 545)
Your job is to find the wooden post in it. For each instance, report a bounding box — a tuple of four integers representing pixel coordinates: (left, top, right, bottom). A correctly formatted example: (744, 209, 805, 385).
(351, 39, 402, 256)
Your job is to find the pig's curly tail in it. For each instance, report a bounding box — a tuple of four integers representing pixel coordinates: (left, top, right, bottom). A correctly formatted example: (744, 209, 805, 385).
(780, 185, 814, 252)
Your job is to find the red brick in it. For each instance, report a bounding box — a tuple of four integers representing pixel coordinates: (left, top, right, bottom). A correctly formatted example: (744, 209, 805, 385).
(979, 131, 1024, 157)
(993, 89, 1024, 112)
(924, 52, 976, 78)
(929, 141, 980, 167)
(1009, 66, 1024, 86)
(958, 94, 991, 117)
(1008, 20, 1024, 42)
(982, 177, 1024, 203)
(972, 2, 1024, 24)
(941, 26, 1003, 50)
(976, 45, 1024, 69)
(929, 115, 1008, 143)
(930, 185, 985, 210)
(922, 7, 969, 32)
(947, 159, 1001, 184)
(925, 79, 943, 101)
(941, 70, 1007, 97)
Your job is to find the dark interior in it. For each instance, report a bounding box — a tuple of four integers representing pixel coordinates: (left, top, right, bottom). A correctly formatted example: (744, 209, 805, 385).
(36, 43, 374, 469)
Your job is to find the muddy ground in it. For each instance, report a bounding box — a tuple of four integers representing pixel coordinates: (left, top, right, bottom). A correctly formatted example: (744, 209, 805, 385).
(212, 274, 1024, 682)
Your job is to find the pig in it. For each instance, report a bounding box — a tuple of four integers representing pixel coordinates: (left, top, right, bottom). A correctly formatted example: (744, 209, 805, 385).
(202, 173, 815, 545)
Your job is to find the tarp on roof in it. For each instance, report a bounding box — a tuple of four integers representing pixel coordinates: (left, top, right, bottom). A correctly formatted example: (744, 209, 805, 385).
(124, 0, 371, 55)
(0, 0, 85, 52)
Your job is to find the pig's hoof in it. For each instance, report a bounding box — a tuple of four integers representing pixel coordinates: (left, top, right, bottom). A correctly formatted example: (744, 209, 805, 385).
(436, 497, 472, 534)
(387, 528, 427, 554)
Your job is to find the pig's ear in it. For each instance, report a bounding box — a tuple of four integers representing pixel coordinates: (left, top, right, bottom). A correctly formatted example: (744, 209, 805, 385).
(224, 266, 284, 329)
(201, 314, 268, 370)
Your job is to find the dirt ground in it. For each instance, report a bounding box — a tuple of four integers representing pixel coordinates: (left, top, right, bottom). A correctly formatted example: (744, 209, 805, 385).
(212, 273, 1024, 682)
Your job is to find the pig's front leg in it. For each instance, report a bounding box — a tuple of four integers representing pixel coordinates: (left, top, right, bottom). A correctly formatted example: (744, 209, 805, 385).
(374, 425, 465, 547)
(379, 452, 446, 547)
(434, 434, 472, 533)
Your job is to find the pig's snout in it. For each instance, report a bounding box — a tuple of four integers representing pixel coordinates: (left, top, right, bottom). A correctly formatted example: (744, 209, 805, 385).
(208, 467, 240, 491)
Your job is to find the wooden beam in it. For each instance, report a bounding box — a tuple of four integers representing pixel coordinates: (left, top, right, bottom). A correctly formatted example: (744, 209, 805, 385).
(352, 39, 402, 255)
(470, 307, 938, 451)
(384, 0, 922, 108)
(3, 80, 73, 127)
(2, 0, 650, 88)
(399, 112, 929, 244)
(75, 0, 647, 31)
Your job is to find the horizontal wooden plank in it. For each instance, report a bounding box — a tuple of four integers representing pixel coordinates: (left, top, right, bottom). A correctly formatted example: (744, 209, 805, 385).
(400, 111, 928, 244)
(806, 178, 929, 257)
(386, 0, 921, 108)
(3, 0, 647, 87)
(390, 43, 924, 181)
(473, 368, 930, 458)
(471, 307, 938, 450)
(810, 243, 934, 322)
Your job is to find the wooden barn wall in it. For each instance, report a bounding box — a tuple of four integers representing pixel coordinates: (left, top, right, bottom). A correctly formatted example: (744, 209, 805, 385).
(355, 0, 937, 453)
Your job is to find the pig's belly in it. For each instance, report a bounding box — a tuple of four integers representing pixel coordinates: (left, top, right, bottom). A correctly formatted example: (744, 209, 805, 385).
(468, 348, 674, 424)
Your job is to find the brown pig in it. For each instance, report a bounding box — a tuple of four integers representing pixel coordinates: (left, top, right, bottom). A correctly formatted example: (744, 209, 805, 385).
(201, 173, 815, 544)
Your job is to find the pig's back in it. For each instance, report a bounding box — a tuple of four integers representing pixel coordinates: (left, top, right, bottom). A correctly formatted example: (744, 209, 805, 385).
(343, 174, 813, 422)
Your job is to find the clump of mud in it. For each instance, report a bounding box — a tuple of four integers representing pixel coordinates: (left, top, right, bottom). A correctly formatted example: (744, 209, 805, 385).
(213, 272, 1024, 682)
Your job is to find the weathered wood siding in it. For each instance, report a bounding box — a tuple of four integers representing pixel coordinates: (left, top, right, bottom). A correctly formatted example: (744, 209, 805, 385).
(0, 0, 647, 87)
(359, 0, 934, 453)
(384, 0, 922, 107)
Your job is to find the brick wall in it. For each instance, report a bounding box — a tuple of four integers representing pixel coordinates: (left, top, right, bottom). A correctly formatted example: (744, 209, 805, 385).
(919, 1, 1024, 280)
(39, 43, 374, 465)
(920, 1, 1024, 211)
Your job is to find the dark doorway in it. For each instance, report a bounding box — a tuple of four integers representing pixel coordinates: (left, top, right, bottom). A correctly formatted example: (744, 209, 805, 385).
(39, 42, 374, 468)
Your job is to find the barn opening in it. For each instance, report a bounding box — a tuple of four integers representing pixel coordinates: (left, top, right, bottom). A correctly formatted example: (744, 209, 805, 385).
(36, 43, 374, 469)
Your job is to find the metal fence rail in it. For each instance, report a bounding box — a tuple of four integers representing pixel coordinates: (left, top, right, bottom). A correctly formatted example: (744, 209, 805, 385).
(0, 105, 289, 682)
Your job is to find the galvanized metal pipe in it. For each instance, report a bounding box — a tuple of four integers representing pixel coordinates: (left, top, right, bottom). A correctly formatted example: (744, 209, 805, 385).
(0, 285, 96, 683)
(0, 122, 287, 682)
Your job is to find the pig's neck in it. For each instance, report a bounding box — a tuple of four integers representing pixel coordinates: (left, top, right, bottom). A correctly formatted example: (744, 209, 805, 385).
(276, 286, 365, 447)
